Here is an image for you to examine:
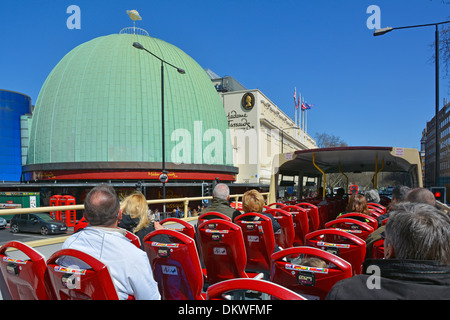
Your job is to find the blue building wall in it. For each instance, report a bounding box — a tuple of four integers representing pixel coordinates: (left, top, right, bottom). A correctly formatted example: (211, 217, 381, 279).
(0, 90, 31, 181)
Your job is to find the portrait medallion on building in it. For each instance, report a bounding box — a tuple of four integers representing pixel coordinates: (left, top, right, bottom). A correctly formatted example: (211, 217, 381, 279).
(241, 92, 255, 111)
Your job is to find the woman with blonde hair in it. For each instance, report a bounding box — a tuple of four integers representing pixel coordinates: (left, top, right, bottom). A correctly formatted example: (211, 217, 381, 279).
(119, 191, 168, 248)
(233, 189, 281, 236)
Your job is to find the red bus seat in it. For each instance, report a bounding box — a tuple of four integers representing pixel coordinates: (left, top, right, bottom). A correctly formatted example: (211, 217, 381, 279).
(271, 246, 352, 300)
(304, 200, 329, 228)
(371, 239, 385, 259)
(0, 241, 55, 300)
(305, 229, 366, 275)
(197, 219, 261, 285)
(266, 202, 286, 208)
(160, 217, 196, 240)
(325, 218, 375, 241)
(281, 205, 310, 246)
(143, 229, 204, 300)
(264, 208, 295, 249)
(46, 248, 120, 300)
(207, 278, 306, 300)
(124, 230, 142, 248)
(295, 202, 321, 230)
(368, 203, 386, 213)
(369, 209, 383, 218)
(337, 212, 378, 230)
(198, 211, 232, 225)
(234, 213, 275, 277)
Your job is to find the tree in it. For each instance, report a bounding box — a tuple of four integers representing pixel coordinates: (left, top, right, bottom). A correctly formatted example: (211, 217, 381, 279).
(429, 2, 450, 90)
(314, 132, 348, 148)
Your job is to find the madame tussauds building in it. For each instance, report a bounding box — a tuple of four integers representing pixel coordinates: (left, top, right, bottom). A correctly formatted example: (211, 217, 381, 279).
(22, 30, 239, 204)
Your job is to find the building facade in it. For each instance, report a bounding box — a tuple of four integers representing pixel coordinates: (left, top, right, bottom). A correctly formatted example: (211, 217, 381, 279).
(208, 71, 316, 186)
(423, 100, 450, 187)
(0, 90, 32, 182)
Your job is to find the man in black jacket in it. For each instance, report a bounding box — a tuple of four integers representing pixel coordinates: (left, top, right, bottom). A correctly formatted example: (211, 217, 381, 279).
(326, 202, 450, 300)
(201, 183, 240, 219)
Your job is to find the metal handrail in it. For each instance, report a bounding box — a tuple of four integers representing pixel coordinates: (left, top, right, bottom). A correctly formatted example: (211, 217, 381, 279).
(0, 192, 270, 250)
(0, 192, 270, 220)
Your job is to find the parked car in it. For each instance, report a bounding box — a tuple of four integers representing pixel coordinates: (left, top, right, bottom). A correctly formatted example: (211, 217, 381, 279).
(10, 213, 67, 235)
(0, 217, 7, 229)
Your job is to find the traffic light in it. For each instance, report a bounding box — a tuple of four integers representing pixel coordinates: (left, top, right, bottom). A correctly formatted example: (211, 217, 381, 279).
(430, 187, 446, 203)
(202, 182, 212, 197)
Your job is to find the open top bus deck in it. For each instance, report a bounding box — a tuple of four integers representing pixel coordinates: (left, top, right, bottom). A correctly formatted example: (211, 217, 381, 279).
(269, 146, 423, 203)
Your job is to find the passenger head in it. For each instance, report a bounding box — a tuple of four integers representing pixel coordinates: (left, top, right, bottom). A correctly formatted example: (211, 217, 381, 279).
(84, 183, 121, 227)
(301, 257, 327, 268)
(391, 186, 411, 205)
(212, 183, 230, 201)
(384, 202, 450, 265)
(364, 189, 380, 204)
(242, 189, 265, 213)
(120, 192, 150, 232)
(335, 188, 345, 198)
(405, 188, 436, 206)
(345, 194, 370, 215)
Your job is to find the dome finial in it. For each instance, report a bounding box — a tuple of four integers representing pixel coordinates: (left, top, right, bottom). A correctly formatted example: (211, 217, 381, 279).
(120, 10, 149, 36)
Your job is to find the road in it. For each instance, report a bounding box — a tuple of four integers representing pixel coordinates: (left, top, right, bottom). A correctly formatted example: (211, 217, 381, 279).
(0, 225, 73, 247)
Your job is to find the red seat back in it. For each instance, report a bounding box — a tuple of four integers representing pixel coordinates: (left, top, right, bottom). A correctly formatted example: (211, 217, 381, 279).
(198, 211, 231, 225)
(234, 213, 275, 273)
(124, 230, 142, 248)
(160, 217, 196, 240)
(46, 249, 119, 300)
(295, 203, 321, 230)
(281, 205, 310, 246)
(371, 239, 385, 259)
(304, 200, 329, 228)
(264, 208, 295, 249)
(0, 241, 55, 300)
(266, 202, 286, 208)
(325, 218, 375, 241)
(143, 229, 204, 300)
(207, 278, 306, 300)
(305, 229, 366, 275)
(368, 203, 386, 213)
(369, 209, 383, 218)
(197, 219, 248, 285)
(271, 246, 352, 300)
(337, 213, 378, 230)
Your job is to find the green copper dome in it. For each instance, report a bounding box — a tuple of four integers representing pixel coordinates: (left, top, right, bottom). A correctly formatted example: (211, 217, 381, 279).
(27, 33, 233, 170)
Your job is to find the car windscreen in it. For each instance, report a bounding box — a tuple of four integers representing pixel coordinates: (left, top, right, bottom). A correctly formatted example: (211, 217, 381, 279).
(34, 213, 54, 222)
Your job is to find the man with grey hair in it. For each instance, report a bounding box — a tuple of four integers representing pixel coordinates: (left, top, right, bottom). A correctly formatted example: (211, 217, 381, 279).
(327, 202, 450, 299)
(364, 189, 380, 204)
(59, 183, 161, 300)
(201, 183, 240, 219)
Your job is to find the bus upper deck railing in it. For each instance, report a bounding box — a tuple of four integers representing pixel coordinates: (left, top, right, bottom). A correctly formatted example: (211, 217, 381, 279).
(0, 192, 271, 220)
(0, 192, 270, 250)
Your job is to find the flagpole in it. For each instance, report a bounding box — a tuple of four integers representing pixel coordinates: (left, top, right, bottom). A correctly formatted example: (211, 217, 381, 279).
(302, 98, 305, 131)
(305, 108, 307, 134)
(298, 92, 301, 129)
(294, 87, 297, 126)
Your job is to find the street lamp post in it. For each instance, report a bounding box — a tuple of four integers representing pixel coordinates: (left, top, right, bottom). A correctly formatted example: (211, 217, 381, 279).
(132, 42, 185, 214)
(374, 20, 450, 187)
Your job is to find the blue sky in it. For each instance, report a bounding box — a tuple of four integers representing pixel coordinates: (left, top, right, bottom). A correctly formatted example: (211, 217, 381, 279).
(1, 0, 449, 150)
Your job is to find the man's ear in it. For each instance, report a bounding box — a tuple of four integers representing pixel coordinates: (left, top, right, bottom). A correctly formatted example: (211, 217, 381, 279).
(83, 212, 89, 222)
(117, 209, 123, 221)
(384, 242, 396, 259)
